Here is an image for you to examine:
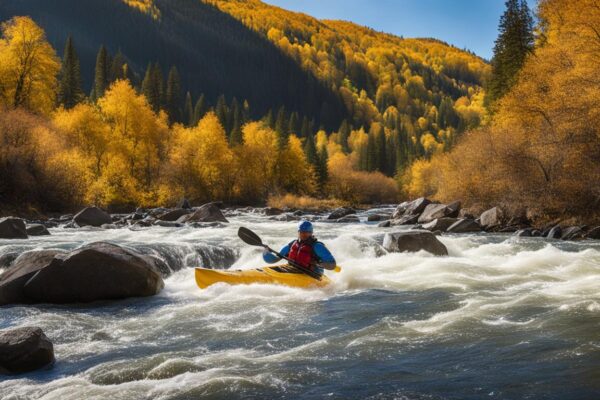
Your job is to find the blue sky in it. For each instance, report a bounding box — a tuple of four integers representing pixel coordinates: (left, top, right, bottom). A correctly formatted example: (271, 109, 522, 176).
(263, 0, 537, 59)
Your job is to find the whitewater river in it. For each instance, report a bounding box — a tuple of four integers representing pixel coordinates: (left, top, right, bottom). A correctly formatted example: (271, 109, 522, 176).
(1, 209, 599, 399)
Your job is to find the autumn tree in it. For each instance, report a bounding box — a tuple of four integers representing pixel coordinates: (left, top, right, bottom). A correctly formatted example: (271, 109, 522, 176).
(0, 16, 60, 114)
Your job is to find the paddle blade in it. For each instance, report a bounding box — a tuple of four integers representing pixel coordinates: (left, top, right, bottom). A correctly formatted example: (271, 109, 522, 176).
(238, 227, 264, 247)
(333, 266, 342, 273)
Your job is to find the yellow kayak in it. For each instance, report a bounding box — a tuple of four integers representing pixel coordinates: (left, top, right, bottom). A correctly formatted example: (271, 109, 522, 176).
(195, 265, 332, 289)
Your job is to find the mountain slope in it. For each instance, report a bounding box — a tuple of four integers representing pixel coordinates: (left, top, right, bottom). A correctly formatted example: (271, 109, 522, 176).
(0, 0, 347, 128)
(211, 0, 490, 131)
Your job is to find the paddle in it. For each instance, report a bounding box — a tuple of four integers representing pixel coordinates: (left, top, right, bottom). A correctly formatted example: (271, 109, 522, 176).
(238, 227, 325, 280)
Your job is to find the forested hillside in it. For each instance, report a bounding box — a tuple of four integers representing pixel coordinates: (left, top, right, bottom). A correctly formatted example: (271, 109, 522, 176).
(0, 0, 346, 129)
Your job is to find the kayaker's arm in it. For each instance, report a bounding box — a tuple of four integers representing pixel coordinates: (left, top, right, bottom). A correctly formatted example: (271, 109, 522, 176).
(262, 244, 291, 263)
(313, 242, 336, 270)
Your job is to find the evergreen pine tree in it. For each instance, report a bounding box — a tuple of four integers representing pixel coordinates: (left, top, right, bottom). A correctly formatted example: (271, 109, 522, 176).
(486, 0, 534, 105)
(192, 94, 206, 126)
(229, 98, 243, 145)
(215, 95, 228, 132)
(57, 35, 84, 109)
(184, 92, 194, 126)
(263, 109, 274, 128)
(275, 106, 288, 149)
(316, 145, 329, 190)
(166, 66, 182, 124)
(92, 45, 109, 101)
(242, 100, 250, 123)
(288, 111, 300, 136)
(338, 120, 351, 154)
(304, 133, 318, 166)
(300, 116, 311, 138)
(153, 63, 165, 109)
(110, 51, 127, 82)
(366, 129, 377, 172)
(142, 63, 162, 112)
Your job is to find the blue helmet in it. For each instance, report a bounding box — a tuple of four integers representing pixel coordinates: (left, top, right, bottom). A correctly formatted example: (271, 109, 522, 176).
(298, 220, 313, 233)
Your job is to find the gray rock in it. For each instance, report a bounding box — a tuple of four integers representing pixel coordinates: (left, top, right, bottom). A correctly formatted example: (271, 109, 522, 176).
(0, 217, 28, 239)
(100, 224, 120, 229)
(367, 214, 386, 222)
(383, 230, 448, 256)
(585, 226, 600, 239)
(73, 207, 112, 227)
(421, 218, 459, 232)
(479, 207, 504, 230)
(178, 203, 228, 223)
(417, 201, 461, 224)
(547, 225, 562, 239)
(158, 208, 190, 221)
(391, 201, 410, 219)
(0, 244, 165, 305)
(378, 220, 391, 227)
(327, 207, 356, 220)
(0, 327, 54, 374)
(402, 197, 432, 218)
(336, 215, 360, 223)
(0, 250, 67, 305)
(531, 230, 541, 237)
(263, 207, 284, 216)
(515, 228, 532, 237)
(561, 226, 584, 240)
(391, 214, 420, 226)
(447, 218, 481, 233)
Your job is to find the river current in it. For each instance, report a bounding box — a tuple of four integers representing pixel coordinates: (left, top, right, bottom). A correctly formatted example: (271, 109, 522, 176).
(1, 208, 599, 399)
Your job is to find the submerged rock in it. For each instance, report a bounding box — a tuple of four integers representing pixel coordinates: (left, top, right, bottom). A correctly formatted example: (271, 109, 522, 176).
(561, 226, 584, 240)
(383, 231, 448, 256)
(378, 220, 391, 227)
(0, 327, 54, 375)
(547, 225, 562, 239)
(336, 215, 360, 223)
(25, 224, 50, 236)
(73, 207, 112, 227)
(158, 208, 191, 222)
(0, 217, 28, 239)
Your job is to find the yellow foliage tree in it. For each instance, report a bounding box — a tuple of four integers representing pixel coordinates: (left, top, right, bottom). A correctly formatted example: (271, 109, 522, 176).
(277, 135, 317, 195)
(0, 16, 60, 115)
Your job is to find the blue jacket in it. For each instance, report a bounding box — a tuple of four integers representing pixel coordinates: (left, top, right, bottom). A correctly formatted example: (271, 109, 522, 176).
(263, 239, 336, 274)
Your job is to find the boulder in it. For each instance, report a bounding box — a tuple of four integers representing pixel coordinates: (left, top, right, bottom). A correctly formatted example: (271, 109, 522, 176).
(177, 203, 228, 223)
(158, 208, 190, 222)
(0, 250, 66, 305)
(263, 207, 284, 216)
(336, 215, 360, 223)
(547, 225, 562, 239)
(531, 230, 541, 237)
(0, 218, 28, 239)
(402, 197, 431, 218)
(391, 214, 420, 226)
(585, 226, 600, 239)
(26, 224, 50, 236)
(391, 201, 410, 219)
(561, 226, 584, 240)
(479, 207, 504, 230)
(327, 207, 356, 220)
(73, 207, 112, 227)
(447, 218, 482, 233)
(0, 243, 165, 305)
(0, 327, 54, 374)
(383, 231, 448, 256)
(417, 201, 461, 224)
(421, 218, 459, 232)
(378, 220, 391, 228)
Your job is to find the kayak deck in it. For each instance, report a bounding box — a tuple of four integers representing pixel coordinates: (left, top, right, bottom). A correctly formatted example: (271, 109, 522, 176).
(195, 265, 331, 289)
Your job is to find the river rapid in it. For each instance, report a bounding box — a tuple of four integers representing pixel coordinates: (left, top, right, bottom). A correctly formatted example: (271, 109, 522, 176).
(1, 208, 599, 399)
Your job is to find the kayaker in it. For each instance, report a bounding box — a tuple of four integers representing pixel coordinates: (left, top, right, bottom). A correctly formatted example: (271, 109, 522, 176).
(262, 220, 336, 275)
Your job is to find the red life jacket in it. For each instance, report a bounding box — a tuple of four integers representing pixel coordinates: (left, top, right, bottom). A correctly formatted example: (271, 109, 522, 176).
(288, 238, 318, 270)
